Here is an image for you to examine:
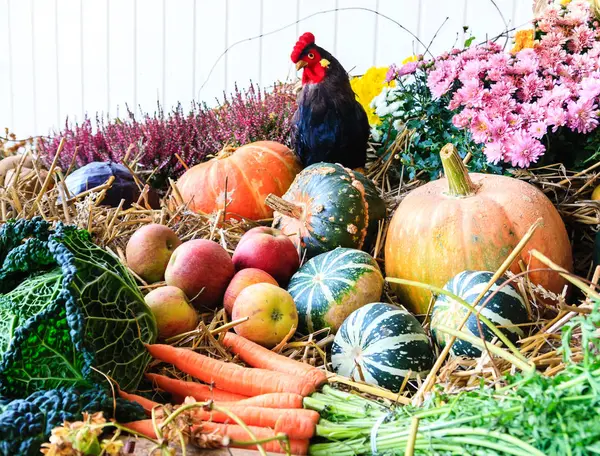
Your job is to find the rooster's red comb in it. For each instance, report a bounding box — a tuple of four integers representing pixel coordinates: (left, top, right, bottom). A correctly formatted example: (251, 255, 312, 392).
(291, 32, 315, 63)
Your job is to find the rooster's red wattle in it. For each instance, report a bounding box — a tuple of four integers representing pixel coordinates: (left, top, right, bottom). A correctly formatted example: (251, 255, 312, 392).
(290, 32, 369, 170)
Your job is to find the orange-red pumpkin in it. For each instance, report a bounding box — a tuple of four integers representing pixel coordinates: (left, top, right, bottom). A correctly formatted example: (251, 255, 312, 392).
(385, 144, 573, 315)
(175, 141, 302, 221)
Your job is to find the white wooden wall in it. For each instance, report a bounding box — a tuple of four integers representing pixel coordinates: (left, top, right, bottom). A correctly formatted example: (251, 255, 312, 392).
(0, 0, 534, 138)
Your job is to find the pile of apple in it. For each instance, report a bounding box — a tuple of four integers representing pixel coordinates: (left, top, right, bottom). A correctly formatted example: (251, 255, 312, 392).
(126, 224, 301, 348)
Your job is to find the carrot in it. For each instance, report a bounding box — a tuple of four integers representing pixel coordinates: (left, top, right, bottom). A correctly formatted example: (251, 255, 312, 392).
(122, 420, 309, 455)
(191, 405, 319, 439)
(200, 421, 309, 455)
(146, 344, 317, 397)
(122, 419, 157, 438)
(145, 373, 249, 402)
(118, 390, 160, 417)
(171, 391, 303, 409)
(225, 392, 304, 409)
(223, 332, 328, 388)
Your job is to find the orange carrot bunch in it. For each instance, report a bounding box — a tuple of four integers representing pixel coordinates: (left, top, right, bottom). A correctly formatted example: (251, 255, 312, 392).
(120, 333, 327, 455)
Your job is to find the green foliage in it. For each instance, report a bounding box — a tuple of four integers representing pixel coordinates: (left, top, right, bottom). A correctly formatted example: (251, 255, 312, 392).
(0, 385, 146, 456)
(307, 301, 600, 455)
(0, 217, 157, 398)
(371, 68, 504, 181)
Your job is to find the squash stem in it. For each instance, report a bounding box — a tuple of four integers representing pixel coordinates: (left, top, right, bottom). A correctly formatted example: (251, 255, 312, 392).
(440, 143, 477, 197)
(265, 193, 303, 219)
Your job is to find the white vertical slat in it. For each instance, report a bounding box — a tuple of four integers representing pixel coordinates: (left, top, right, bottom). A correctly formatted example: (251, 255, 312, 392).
(372, 0, 379, 66)
(225, 0, 261, 94)
(55, 0, 83, 129)
(224, 0, 229, 93)
(8, 0, 35, 135)
(107, 0, 134, 119)
(297, 0, 337, 57)
(81, 1, 108, 120)
(335, 0, 378, 77)
(31, 0, 59, 135)
(30, 0, 37, 133)
(106, 0, 110, 114)
(419, 0, 469, 56)
(192, 0, 197, 99)
(195, 1, 227, 103)
(416, 0, 424, 53)
(461, 0, 469, 44)
(162, 0, 166, 106)
(295, 0, 300, 44)
(3, 0, 15, 131)
(375, 0, 420, 65)
(513, 1, 534, 31)
(54, 0, 60, 127)
(133, 0, 137, 112)
(79, 0, 84, 119)
(258, 0, 264, 87)
(464, 0, 514, 45)
(261, 0, 299, 86)
(163, 0, 194, 110)
(333, 0, 339, 56)
(136, 0, 164, 111)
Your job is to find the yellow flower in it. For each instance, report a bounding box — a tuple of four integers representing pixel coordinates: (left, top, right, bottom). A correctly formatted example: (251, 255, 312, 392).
(402, 55, 418, 64)
(101, 439, 124, 456)
(511, 29, 535, 54)
(350, 67, 396, 126)
(561, 0, 572, 5)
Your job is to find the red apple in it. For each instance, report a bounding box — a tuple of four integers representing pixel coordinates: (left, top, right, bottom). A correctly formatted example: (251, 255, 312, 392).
(165, 239, 235, 309)
(223, 268, 279, 315)
(126, 224, 182, 283)
(144, 286, 198, 339)
(232, 227, 300, 286)
(232, 283, 298, 348)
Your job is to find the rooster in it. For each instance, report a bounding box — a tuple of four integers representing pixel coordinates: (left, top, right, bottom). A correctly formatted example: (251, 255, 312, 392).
(290, 32, 369, 170)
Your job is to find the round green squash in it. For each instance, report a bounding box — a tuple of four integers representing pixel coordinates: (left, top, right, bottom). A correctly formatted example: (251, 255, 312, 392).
(267, 163, 382, 260)
(286, 247, 384, 334)
(430, 270, 530, 358)
(332, 302, 434, 392)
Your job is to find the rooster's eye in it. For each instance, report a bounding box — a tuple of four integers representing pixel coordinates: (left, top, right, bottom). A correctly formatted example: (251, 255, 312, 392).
(307, 53, 315, 59)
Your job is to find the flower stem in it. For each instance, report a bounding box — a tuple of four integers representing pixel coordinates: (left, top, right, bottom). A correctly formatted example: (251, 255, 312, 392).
(440, 143, 477, 197)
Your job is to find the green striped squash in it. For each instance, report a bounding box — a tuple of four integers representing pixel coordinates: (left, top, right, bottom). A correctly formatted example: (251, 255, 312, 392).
(332, 302, 434, 392)
(287, 248, 383, 334)
(430, 270, 530, 358)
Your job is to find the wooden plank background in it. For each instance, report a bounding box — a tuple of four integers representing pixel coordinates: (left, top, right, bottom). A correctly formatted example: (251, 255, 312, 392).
(0, 0, 534, 138)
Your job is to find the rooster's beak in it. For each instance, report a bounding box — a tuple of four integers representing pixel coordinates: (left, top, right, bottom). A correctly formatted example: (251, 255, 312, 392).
(295, 61, 308, 71)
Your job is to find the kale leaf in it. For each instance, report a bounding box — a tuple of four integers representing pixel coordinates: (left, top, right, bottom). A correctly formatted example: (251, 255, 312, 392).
(0, 385, 146, 456)
(0, 217, 157, 397)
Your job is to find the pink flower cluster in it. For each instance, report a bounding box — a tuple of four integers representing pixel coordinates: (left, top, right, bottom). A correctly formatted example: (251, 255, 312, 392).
(426, 0, 600, 168)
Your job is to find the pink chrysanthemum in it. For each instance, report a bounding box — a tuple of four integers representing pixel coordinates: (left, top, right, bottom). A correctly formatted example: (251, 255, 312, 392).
(506, 131, 546, 168)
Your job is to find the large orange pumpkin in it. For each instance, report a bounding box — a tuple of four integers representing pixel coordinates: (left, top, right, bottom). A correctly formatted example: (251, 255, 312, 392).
(385, 144, 573, 315)
(175, 141, 302, 221)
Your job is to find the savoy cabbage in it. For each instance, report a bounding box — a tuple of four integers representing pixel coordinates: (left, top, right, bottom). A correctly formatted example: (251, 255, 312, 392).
(0, 217, 157, 397)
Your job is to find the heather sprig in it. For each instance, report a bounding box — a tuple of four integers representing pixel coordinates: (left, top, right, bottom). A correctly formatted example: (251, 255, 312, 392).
(39, 82, 296, 187)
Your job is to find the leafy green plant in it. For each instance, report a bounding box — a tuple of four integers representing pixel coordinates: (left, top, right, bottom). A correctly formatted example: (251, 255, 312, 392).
(0, 385, 146, 456)
(371, 66, 504, 181)
(0, 218, 157, 397)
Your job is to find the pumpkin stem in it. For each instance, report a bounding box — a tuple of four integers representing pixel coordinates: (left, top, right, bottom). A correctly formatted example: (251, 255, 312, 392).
(265, 194, 303, 219)
(216, 144, 238, 159)
(440, 143, 477, 197)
